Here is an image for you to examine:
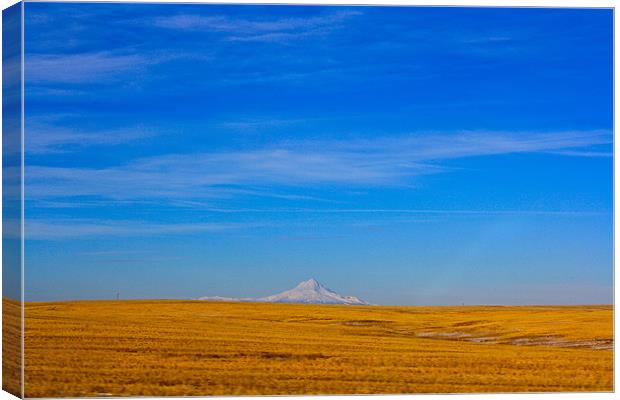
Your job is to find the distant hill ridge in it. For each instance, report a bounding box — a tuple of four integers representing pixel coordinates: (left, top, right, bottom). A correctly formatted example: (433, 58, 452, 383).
(198, 278, 369, 305)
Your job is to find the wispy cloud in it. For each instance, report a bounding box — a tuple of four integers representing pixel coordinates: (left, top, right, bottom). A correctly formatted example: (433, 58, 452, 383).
(25, 147, 438, 201)
(217, 117, 310, 132)
(23, 219, 257, 240)
(544, 150, 612, 157)
(148, 11, 361, 43)
(26, 51, 150, 83)
(195, 208, 607, 217)
(21, 206, 606, 240)
(25, 50, 207, 84)
(78, 250, 153, 257)
(26, 130, 611, 204)
(150, 11, 360, 32)
(26, 118, 159, 154)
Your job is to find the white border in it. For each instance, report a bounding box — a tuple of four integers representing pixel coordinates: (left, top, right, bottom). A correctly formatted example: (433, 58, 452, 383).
(0, 1, 616, 399)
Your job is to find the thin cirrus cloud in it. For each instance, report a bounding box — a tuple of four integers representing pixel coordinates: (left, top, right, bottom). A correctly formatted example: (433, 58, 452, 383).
(21, 219, 258, 240)
(217, 117, 310, 132)
(20, 209, 608, 241)
(26, 51, 149, 83)
(24, 11, 361, 85)
(25, 123, 158, 154)
(25, 50, 206, 84)
(25, 129, 611, 203)
(148, 10, 362, 37)
(147, 11, 362, 43)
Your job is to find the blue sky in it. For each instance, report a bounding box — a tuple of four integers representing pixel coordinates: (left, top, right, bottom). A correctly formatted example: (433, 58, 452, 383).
(21, 4, 612, 304)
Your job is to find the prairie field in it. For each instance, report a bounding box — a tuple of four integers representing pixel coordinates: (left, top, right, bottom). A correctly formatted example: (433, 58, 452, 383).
(18, 299, 613, 397)
(3, 299, 22, 397)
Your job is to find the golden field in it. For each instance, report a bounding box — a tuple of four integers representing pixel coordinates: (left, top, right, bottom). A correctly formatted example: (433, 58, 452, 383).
(15, 299, 613, 397)
(3, 299, 21, 397)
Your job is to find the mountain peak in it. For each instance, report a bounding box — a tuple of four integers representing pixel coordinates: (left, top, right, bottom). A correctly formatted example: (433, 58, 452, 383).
(296, 278, 322, 290)
(199, 279, 369, 305)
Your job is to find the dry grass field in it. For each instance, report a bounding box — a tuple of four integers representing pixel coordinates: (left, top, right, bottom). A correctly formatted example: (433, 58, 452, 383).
(19, 300, 613, 397)
(3, 299, 22, 397)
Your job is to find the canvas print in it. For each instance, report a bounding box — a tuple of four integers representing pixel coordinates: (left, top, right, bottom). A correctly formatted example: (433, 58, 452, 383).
(2, 2, 614, 397)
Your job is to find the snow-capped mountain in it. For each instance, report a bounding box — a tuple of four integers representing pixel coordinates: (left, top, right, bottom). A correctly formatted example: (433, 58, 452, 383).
(259, 278, 368, 305)
(198, 278, 369, 305)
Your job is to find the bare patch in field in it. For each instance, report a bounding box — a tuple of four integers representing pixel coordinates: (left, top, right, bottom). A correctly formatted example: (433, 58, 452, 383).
(507, 336, 613, 350)
(416, 331, 473, 339)
(342, 319, 389, 327)
(416, 330, 613, 350)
